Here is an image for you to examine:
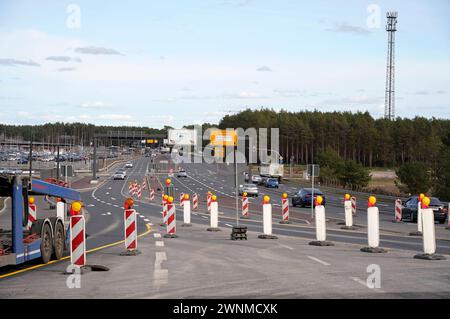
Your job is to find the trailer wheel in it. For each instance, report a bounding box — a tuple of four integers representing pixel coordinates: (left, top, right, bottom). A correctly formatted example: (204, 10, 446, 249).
(40, 223, 53, 264)
(53, 222, 65, 260)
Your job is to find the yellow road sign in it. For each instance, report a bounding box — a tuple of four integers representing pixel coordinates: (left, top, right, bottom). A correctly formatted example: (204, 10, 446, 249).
(210, 129, 237, 146)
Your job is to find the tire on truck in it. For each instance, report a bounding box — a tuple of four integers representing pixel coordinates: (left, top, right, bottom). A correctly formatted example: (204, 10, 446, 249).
(31, 219, 54, 264)
(49, 217, 65, 260)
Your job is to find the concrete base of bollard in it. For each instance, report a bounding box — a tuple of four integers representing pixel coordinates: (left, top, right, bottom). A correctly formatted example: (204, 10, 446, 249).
(207, 227, 221, 232)
(279, 220, 291, 224)
(120, 249, 142, 256)
(181, 223, 192, 227)
(258, 234, 278, 239)
(340, 226, 357, 230)
(309, 240, 334, 246)
(163, 234, 178, 238)
(240, 216, 249, 219)
(413, 253, 446, 260)
(159, 223, 166, 227)
(409, 231, 423, 236)
(360, 247, 387, 253)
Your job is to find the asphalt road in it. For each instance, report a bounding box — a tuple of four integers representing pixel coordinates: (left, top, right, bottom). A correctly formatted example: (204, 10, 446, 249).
(0, 154, 449, 298)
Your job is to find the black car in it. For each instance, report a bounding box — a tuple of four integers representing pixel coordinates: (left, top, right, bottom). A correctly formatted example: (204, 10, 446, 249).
(292, 188, 326, 207)
(401, 196, 448, 224)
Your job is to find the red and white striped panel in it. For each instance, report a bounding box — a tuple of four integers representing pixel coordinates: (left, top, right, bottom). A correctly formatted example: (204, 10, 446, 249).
(282, 198, 289, 222)
(133, 182, 138, 196)
(207, 193, 211, 212)
(142, 179, 147, 190)
(124, 209, 137, 250)
(149, 188, 155, 201)
(395, 199, 402, 222)
(351, 197, 357, 216)
(137, 184, 142, 199)
(180, 193, 185, 206)
(242, 196, 249, 217)
(166, 203, 176, 235)
(193, 193, 198, 210)
(27, 203, 37, 230)
(128, 183, 133, 195)
(70, 215, 86, 267)
(162, 201, 168, 224)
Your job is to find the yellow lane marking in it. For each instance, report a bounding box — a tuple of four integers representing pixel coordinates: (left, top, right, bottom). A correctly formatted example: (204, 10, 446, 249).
(0, 223, 152, 280)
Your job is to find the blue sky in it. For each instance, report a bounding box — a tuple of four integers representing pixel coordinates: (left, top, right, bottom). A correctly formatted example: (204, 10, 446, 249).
(0, 0, 449, 128)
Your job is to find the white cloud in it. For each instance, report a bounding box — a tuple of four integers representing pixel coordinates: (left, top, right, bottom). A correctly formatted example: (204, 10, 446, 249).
(256, 66, 272, 72)
(74, 46, 124, 56)
(79, 101, 113, 109)
(222, 91, 268, 99)
(325, 22, 371, 35)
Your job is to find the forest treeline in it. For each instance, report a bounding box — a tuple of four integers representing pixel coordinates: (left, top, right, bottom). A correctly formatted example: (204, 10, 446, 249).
(219, 109, 450, 168)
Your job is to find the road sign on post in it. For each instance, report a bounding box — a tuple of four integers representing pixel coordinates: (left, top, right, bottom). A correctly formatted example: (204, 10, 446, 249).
(307, 164, 320, 218)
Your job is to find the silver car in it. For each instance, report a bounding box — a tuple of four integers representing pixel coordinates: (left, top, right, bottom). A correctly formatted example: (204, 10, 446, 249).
(238, 184, 259, 197)
(113, 171, 126, 180)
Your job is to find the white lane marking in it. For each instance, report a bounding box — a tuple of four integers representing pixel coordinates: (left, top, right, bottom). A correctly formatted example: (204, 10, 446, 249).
(101, 213, 106, 216)
(201, 216, 208, 219)
(225, 223, 233, 227)
(154, 251, 168, 288)
(87, 204, 95, 207)
(100, 200, 105, 204)
(307, 256, 330, 266)
(107, 203, 112, 206)
(155, 241, 164, 247)
(305, 220, 311, 225)
(113, 204, 119, 208)
(139, 215, 145, 218)
(111, 197, 116, 200)
(108, 187, 112, 190)
(144, 218, 150, 222)
(106, 212, 111, 215)
(349, 277, 385, 293)
(278, 244, 294, 250)
(154, 233, 161, 238)
(106, 192, 110, 195)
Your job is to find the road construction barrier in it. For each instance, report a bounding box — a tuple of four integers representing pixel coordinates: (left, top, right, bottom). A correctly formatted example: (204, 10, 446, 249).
(341, 199, 356, 230)
(279, 193, 290, 224)
(164, 197, 178, 238)
(182, 194, 192, 226)
(128, 182, 133, 196)
(27, 197, 37, 230)
(207, 192, 212, 212)
(133, 181, 138, 196)
(309, 196, 333, 246)
(447, 202, 450, 230)
(56, 200, 65, 222)
(70, 214, 86, 267)
(351, 196, 357, 216)
(258, 196, 277, 239)
(180, 193, 185, 206)
(121, 198, 141, 255)
(414, 197, 446, 260)
(149, 188, 155, 201)
(161, 195, 168, 226)
(361, 196, 386, 253)
(207, 196, 220, 231)
(142, 178, 146, 189)
(394, 199, 402, 222)
(410, 195, 424, 236)
(192, 193, 198, 210)
(241, 194, 249, 219)
(137, 184, 142, 199)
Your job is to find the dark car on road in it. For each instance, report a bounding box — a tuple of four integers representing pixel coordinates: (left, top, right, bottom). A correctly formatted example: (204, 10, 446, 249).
(265, 178, 279, 188)
(401, 196, 448, 224)
(292, 188, 326, 207)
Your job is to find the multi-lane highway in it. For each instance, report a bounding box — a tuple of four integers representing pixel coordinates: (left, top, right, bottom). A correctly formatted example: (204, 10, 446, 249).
(0, 153, 449, 298)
